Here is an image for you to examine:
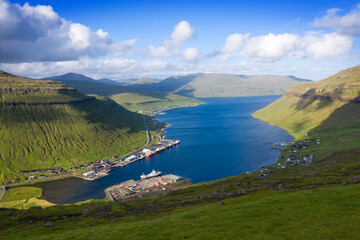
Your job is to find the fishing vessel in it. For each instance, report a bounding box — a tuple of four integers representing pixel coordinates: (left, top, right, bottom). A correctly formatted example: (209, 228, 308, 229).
(141, 169, 162, 179)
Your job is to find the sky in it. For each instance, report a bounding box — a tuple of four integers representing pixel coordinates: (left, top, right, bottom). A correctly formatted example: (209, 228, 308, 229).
(1, 0, 360, 80)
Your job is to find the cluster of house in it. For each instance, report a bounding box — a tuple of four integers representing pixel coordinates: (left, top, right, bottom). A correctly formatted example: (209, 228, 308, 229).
(82, 160, 118, 179)
(2, 178, 19, 185)
(281, 154, 315, 168)
(19, 168, 68, 176)
(138, 106, 176, 115)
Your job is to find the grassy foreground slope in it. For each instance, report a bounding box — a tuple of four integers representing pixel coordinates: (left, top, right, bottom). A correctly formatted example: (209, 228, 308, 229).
(127, 73, 310, 97)
(43, 73, 203, 113)
(1, 148, 360, 239)
(253, 65, 360, 160)
(0, 71, 146, 182)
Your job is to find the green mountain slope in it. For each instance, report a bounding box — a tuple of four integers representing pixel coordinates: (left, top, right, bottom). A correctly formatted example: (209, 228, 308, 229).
(253, 65, 360, 159)
(126, 73, 311, 97)
(0, 71, 146, 182)
(43, 73, 203, 114)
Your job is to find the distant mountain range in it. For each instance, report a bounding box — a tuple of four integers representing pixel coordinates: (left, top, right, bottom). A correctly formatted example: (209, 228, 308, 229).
(41, 73, 203, 113)
(125, 73, 311, 97)
(43, 72, 311, 98)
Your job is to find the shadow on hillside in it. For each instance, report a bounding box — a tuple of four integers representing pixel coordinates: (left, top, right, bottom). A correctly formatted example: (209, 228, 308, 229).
(294, 83, 347, 111)
(312, 95, 360, 132)
(127, 74, 199, 93)
(174, 88, 195, 97)
(1, 96, 146, 134)
(62, 80, 173, 100)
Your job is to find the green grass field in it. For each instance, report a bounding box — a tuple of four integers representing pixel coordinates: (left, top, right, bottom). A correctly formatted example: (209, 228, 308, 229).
(1, 147, 360, 239)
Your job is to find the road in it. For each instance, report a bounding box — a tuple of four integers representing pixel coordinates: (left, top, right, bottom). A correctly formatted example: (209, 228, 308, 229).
(0, 186, 5, 201)
(104, 188, 115, 202)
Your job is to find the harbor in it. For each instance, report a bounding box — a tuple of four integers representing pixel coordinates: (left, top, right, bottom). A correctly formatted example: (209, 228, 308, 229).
(80, 139, 180, 180)
(105, 171, 189, 201)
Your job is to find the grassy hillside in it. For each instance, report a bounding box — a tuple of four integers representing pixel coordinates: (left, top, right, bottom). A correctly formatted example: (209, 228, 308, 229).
(253, 65, 360, 160)
(126, 73, 310, 97)
(44, 76, 203, 114)
(1, 148, 360, 239)
(0, 71, 146, 182)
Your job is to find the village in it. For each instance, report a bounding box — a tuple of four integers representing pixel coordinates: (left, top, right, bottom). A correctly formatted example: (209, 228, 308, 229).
(257, 132, 319, 178)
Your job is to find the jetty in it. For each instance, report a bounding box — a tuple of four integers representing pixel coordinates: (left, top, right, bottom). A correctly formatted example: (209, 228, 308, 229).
(272, 142, 289, 149)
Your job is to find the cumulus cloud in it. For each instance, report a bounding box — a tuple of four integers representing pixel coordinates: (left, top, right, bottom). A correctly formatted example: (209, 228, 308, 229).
(222, 33, 249, 53)
(0, 0, 136, 63)
(243, 33, 300, 62)
(303, 32, 353, 59)
(149, 20, 196, 58)
(182, 47, 200, 62)
(218, 31, 354, 62)
(313, 4, 360, 36)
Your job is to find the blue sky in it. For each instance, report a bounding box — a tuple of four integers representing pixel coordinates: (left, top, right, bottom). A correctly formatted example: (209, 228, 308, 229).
(1, 0, 360, 80)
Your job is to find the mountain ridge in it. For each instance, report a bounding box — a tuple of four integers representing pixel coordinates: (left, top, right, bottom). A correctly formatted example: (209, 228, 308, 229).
(126, 73, 312, 97)
(0, 71, 146, 182)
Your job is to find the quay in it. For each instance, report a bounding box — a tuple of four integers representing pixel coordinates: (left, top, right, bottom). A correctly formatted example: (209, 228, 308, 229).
(80, 139, 180, 181)
(105, 173, 190, 201)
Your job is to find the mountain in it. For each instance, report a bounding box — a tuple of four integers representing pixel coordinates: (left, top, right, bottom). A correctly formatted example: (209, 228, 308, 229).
(0, 71, 146, 182)
(126, 77, 158, 85)
(253, 64, 360, 159)
(97, 78, 123, 85)
(42, 73, 123, 86)
(126, 73, 311, 97)
(43, 72, 96, 82)
(42, 73, 203, 114)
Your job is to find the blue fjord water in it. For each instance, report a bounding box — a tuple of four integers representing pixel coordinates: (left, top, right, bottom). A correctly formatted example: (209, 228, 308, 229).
(34, 96, 293, 204)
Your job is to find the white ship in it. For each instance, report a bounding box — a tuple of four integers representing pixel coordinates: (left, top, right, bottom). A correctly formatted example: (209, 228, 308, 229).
(141, 169, 162, 179)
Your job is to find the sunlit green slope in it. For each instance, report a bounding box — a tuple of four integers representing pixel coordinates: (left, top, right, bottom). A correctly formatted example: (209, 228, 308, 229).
(0, 71, 146, 182)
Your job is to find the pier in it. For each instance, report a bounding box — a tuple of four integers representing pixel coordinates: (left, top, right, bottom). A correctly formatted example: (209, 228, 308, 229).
(272, 142, 289, 149)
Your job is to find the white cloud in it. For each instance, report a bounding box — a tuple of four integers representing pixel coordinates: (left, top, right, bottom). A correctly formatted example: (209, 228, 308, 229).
(243, 33, 300, 62)
(182, 47, 200, 62)
(149, 20, 196, 58)
(218, 31, 354, 62)
(0, 0, 135, 63)
(222, 33, 249, 53)
(313, 5, 360, 36)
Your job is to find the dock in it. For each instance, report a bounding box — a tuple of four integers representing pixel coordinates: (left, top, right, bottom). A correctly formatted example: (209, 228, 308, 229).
(105, 174, 190, 201)
(78, 139, 180, 181)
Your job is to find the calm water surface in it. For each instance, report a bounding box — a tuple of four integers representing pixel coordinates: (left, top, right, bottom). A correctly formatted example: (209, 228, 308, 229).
(34, 96, 293, 204)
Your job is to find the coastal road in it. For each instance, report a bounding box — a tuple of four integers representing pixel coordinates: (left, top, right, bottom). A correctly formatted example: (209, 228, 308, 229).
(0, 186, 5, 201)
(105, 188, 115, 202)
